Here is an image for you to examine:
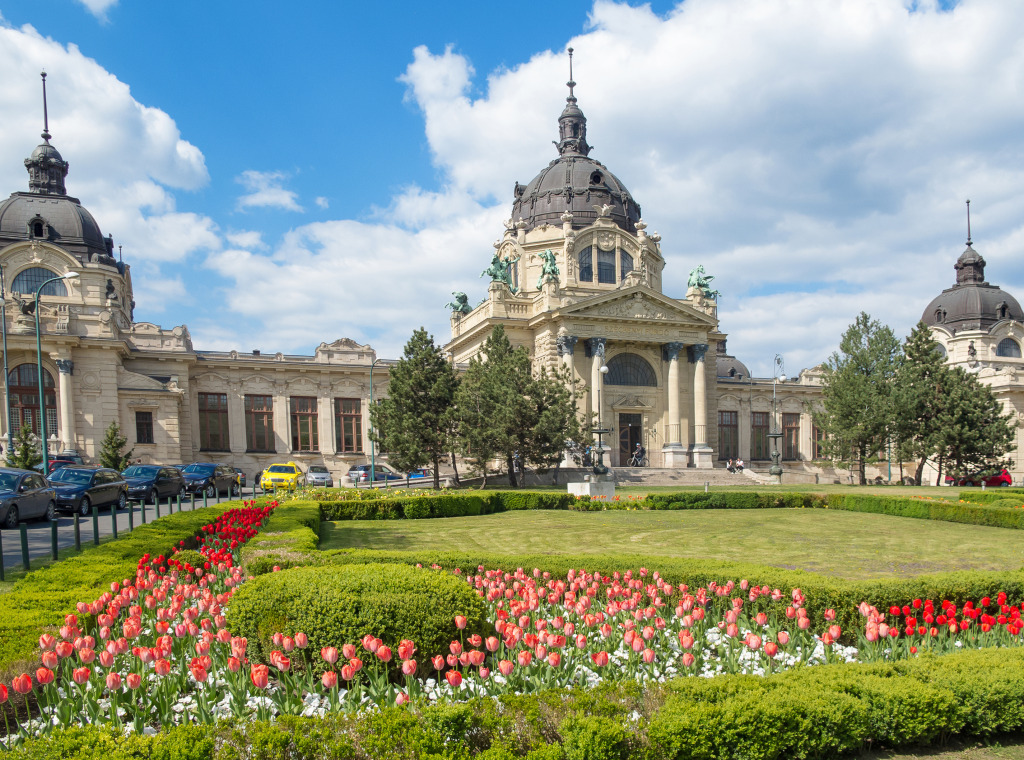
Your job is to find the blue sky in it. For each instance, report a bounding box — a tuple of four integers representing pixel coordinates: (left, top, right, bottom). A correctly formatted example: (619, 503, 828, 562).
(0, 0, 1019, 377)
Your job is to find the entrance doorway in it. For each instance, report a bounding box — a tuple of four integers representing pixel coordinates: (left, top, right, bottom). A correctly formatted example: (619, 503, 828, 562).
(618, 413, 643, 465)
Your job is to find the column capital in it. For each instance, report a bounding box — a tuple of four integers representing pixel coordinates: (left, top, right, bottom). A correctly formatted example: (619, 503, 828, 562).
(688, 343, 709, 363)
(585, 337, 606, 360)
(663, 342, 685, 361)
(556, 335, 578, 356)
(55, 359, 74, 375)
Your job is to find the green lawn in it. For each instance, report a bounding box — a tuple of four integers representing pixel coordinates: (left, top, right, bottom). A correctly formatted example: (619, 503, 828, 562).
(870, 740, 1024, 759)
(318, 508, 1024, 579)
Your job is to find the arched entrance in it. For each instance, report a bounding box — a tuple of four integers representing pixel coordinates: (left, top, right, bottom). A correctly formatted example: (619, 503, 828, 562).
(605, 353, 657, 466)
(8, 363, 57, 437)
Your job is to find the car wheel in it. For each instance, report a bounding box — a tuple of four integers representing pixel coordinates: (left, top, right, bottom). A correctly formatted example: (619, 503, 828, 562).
(46, 500, 56, 522)
(965, 480, 975, 488)
(79, 496, 91, 517)
(178, 485, 186, 499)
(117, 492, 127, 511)
(147, 488, 156, 504)
(205, 484, 216, 498)
(4, 505, 19, 529)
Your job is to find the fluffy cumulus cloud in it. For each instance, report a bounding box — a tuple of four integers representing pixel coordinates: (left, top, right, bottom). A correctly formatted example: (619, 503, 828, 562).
(235, 170, 303, 213)
(76, 0, 118, 21)
(0, 20, 218, 271)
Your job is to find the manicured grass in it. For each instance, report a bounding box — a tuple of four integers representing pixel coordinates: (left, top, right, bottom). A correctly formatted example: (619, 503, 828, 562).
(870, 739, 1024, 759)
(318, 508, 1024, 579)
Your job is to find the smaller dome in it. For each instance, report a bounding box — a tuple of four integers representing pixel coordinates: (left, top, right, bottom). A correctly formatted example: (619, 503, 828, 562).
(0, 192, 111, 264)
(716, 341, 750, 379)
(922, 241, 1024, 332)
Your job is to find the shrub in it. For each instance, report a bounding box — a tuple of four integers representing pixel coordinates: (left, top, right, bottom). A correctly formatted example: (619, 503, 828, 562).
(226, 562, 489, 673)
(827, 493, 1024, 530)
(238, 501, 321, 574)
(559, 715, 631, 760)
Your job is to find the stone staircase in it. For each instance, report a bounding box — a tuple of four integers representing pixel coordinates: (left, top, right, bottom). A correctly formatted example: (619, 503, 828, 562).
(611, 467, 755, 487)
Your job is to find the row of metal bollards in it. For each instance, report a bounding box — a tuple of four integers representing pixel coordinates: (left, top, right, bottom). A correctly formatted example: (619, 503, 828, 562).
(0, 483, 264, 581)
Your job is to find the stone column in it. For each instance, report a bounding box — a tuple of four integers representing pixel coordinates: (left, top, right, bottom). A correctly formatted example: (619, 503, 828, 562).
(228, 383, 245, 454)
(556, 334, 578, 375)
(586, 337, 606, 423)
(273, 383, 289, 454)
(55, 359, 76, 453)
(689, 343, 713, 468)
(661, 342, 687, 468)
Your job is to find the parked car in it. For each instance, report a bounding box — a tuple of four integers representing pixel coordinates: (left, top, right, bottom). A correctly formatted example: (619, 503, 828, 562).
(48, 466, 127, 516)
(260, 462, 305, 491)
(347, 463, 403, 483)
(181, 463, 240, 498)
(958, 468, 1012, 487)
(121, 465, 186, 503)
(305, 464, 333, 488)
(32, 456, 81, 474)
(407, 467, 433, 479)
(232, 467, 247, 489)
(0, 467, 57, 527)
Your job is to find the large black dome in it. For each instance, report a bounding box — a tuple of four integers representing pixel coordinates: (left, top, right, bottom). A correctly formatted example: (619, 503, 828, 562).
(922, 243, 1024, 332)
(511, 85, 641, 233)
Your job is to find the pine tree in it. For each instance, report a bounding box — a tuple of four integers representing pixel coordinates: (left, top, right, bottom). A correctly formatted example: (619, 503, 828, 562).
(814, 312, 901, 484)
(5, 423, 42, 470)
(892, 322, 949, 485)
(369, 328, 458, 489)
(933, 366, 1015, 482)
(98, 420, 134, 471)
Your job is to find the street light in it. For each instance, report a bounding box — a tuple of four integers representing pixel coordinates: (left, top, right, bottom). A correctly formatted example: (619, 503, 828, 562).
(768, 354, 786, 478)
(35, 271, 79, 477)
(0, 265, 11, 456)
(592, 364, 609, 474)
(368, 357, 387, 484)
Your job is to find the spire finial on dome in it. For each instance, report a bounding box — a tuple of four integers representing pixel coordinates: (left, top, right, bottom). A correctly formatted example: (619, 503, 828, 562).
(966, 198, 972, 246)
(40, 70, 51, 143)
(566, 47, 576, 104)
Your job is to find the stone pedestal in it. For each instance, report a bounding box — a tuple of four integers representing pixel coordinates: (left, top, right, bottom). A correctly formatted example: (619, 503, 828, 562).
(568, 472, 615, 499)
(662, 443, 688, 468)
(690, 444, 714, 469)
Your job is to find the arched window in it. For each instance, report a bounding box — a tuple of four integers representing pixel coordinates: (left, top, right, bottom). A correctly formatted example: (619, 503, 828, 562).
(997, 338, 1021, 358)
(605, 353, 657, 387)
(578, 247, 593, 282)
(934, 343, 947, 359)
(597, 249, 616, 284)
(620, 251, 633, 280)
(12, 267, 66, 297)
(8, 364, 57, 437)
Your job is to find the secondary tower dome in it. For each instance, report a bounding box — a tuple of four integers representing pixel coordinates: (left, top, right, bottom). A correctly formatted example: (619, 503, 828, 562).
(510, 49, 641, 234)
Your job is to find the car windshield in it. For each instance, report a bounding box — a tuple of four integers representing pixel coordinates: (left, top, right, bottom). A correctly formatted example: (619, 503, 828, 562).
(309, 466, 328, 473)
(49, 469, 93, 485)
(183, 464, 215, 476)
(268, 465, 294, 473)
(0, 472, 20, 491)
(123, 465, 159, 478)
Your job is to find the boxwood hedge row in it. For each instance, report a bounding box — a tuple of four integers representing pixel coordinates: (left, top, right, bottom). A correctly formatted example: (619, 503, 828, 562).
(0, 502, 239, 673)
(10, 647, 1024, 759)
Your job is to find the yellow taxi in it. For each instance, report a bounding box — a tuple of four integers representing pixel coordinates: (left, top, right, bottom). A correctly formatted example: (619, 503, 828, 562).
(260, 462, 305, 491)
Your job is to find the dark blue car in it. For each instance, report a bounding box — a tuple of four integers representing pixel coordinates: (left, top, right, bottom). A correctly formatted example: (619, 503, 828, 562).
(48, 466, 128, 516)
(0, 467, 57, 528)
(121, 465, 186, 503)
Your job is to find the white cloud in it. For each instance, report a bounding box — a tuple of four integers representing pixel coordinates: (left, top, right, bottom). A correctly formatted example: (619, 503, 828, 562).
(314, 197, 329, 210)
(235, 170, 303, 212)
(76, 0, 118, 21)
(226, 230, 265, 249)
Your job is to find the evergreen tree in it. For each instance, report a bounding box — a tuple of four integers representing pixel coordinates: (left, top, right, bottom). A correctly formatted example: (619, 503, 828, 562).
(369, 328, 458, 489)
(933, 366, 1015, 482)
(814, 312, 901, 484)
(892, 322, 949, 485)
(98, 420, 134, 471)
(5, 423, 42, 470)
(454, 352, 507, 487)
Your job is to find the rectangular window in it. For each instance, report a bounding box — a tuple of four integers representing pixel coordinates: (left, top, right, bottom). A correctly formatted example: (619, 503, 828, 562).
(290, 396, 319, 452)
(198, 392, 229, 451)
(578, 247, 593, 282)
(597, 249, 616, 283)
(335, 398, 363, 453)
(751, 412, 770, 460)
(783, 413, 800, 461)
(244, 395, 275, 452)
(135, 411, 154, 444)
(718, 410, 738, 460)
(620, 251, 633, 280)
(813, 425, 826, 460)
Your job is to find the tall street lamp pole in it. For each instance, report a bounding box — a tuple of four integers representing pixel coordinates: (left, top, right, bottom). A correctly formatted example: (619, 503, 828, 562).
(768, 354, 786, 478)
(368, 357, 387, 484)
(0, 266, 12, 455)
(35, 271, 79, 477)
(592, 364, 609, 474)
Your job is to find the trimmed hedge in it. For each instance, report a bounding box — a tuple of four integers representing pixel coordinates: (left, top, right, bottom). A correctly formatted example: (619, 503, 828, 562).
(827, 492, 1024, 529)
(11, 647, 1024, 758)
(226, 562, 490, 672)
(0, 502, 240, 672)
(644, 491, 824, 510)
(318, 491, 583, 521)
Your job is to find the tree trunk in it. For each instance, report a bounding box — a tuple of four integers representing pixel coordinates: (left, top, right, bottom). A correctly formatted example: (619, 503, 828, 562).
(935, 454, 944, 487)
(552, 462, 560, 486)
(433, 454, 441, 490)
(857, 448, 867, 485)
(914, 456, 928, 487)
(449, 450, 460, 487)
(507, 455, 518, 488)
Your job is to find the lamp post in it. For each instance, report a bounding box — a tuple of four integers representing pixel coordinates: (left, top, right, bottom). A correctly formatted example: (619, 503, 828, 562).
(0, 266, 11, 455)
(35, 271, 79, 477)
(768, 354, 786, 479)
(592, 364, 609, 474)
(368, 357, 387, 484)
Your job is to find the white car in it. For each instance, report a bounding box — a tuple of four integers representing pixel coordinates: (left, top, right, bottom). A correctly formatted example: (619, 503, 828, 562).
(306, 464, 334, 487)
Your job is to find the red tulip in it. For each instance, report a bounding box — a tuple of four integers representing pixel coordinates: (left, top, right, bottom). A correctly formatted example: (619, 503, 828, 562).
(590, 651, 609, 667)
(455, 615, 467, 630)
(40, 651, 58, 669)
(517, 650, 533, 667)
(55, 641, 74, 659)
(227, 656, 241, 672)
(432, 655, 445, 671)
(12, 674, 34, 695)
(322, 670, 338, 689)
(72, 667, 91, 685)
(395, 691, 410, 706)
(764, 642, 779, 659)
(294, 632, 308, 649)
(397, 639, 416, 660)
(340, 664, 355, 681)
(154, 659, 171, 676)
(99, 651, 114, 668)
(39, 634, 56, 651)
(484, 636, 500, 653)
(105, 672, 122, 690)
(777, 631, 790, 645)
(78, 648, 96, 665)
(681, 652, 695, 668)
(282, 636, 295, 653)
(343, 644, 357, 659)
(321, 646, 339, 664)
(190, 664, 209, 683)
(497, 659, 514, 677)
(35, 667, 54, 686)
(797, 617, 811, 631)
(376, 646, 393, 663)
(126, 673, 142, 690)
(445, 670, 463, 688)
(641, 648, 655, 664)
(828, 624, 842, 640)
(250, 664, 269, 689)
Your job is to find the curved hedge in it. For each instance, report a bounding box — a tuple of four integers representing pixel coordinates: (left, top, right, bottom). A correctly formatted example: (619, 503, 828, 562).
(10, 647, 1024, 758)
(226, 562, 490, 672)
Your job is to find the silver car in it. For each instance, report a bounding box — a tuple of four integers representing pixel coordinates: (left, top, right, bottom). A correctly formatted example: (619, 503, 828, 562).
(306, 464, 334, 488)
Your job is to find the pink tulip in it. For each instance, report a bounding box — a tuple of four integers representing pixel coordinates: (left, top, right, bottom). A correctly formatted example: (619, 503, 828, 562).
(127, 673, 142, 690)
(402, 659, 417, 676)
(517, 650, 533, 667)
(797, 617, 811, 631)
(455, 615, 467, 630)
(321, 646, 339, 665)
(376, 646, 393, 663)
(547, 652, 562, 667)
(432, 655, 446, 671)
(342, 644, 357, 659)
(395, 691, 410, 706)
(681, 653, 695, 668)
(99, 651, 114, 668)
(590, 651, 609, 667)
(777, 631, 790, 645)
(340, 665, 355, 681)
(227, 656, 241, 672)
(322, 671, 338, 689)
(828, 624, 842, 640)
(641, 648, 656, 664)
(294, 632, 308, 649)
(72, 667, 91, 685)
(39, 634, 56, 651)
(35, 667, 54, 685)
(41, 651, 58, 669)
(764, 642, 779, 659)
(445, 670, 463, 688)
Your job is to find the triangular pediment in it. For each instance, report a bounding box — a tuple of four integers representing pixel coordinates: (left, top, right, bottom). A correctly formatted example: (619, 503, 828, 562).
(557, 286, 717, 326)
